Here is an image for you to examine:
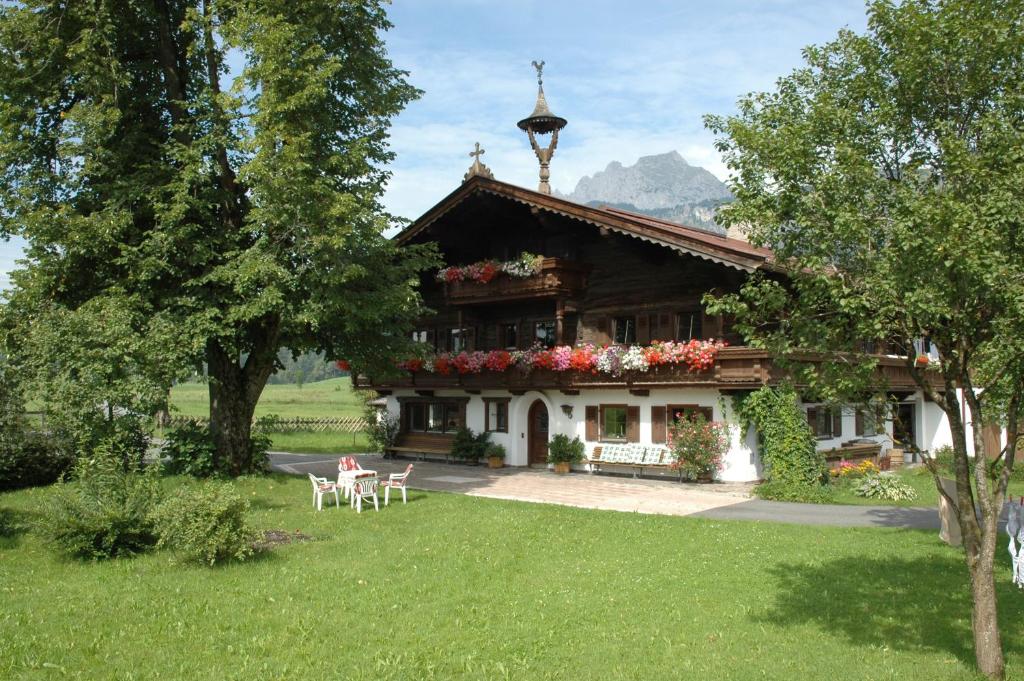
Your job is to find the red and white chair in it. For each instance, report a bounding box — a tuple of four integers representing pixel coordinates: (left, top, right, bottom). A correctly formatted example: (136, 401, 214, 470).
(337, 456, 368, 500)
(308, 473, 340, 511)
(380, 464, 414, 506)
(351, 476, 379, 513)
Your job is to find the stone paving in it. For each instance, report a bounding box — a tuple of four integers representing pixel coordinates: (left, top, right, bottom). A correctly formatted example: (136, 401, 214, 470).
(270, 452, 942, 529)
(273, 452, 754, 516)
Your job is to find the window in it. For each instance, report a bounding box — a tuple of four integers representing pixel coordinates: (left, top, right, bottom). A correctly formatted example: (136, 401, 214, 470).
(677, 311, 703, 341)
(411, 330, 430, 344)
(447, 328, 466, 353)
(856, 406, 883, 437)
(601, 405, 628, 441)
(668, 405, 714, 424)
(500, 323, 518, 350)
(613, 316, 636, 344)
(404, 400, 464, 434)
(534, 320, 556, 348)
(807, 406, 841, 439)
(484, 399, 509, 433)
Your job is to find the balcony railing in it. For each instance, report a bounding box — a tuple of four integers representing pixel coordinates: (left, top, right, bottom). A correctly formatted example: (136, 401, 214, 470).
(356, 348, 937, 393)
(442, 257, 590, 305)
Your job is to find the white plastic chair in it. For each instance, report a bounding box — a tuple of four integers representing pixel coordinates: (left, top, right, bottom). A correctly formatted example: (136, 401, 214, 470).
(351, 476, 379, 513)
(380, 464, 414, 506)
(337, 455, 365, 500)
(308, 473, 340, 511)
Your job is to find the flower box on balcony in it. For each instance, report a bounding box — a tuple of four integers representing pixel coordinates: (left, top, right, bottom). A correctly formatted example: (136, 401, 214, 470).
(443, 257, 590, 304)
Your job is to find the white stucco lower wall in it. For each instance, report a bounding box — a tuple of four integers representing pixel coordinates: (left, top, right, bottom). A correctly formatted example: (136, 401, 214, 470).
(384, 388, 759, 482)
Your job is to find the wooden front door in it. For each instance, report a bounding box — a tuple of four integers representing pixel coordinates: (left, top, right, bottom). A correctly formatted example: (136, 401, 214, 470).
(528, 400, 549, 465)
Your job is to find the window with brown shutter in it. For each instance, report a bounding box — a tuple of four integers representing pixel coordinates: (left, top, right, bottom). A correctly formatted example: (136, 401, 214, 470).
(832, 409, 843, 438)
(668, 405, 714, 424)
(626, 406, 640, 443)
(855, 410, 864, 436)
(637, 315, 650, 344)
(651, 406, 667, 444)
(585, 406, 599, 441)
(807, 406, 841, 439)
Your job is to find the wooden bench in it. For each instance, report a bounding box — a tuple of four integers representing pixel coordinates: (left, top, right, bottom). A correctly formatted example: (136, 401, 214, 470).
(587, 443, 674, 478)
(385, 433, 455, 463)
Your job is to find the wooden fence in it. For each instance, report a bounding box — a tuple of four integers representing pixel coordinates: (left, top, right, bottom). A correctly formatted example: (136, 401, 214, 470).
(165, 415, 367, 433)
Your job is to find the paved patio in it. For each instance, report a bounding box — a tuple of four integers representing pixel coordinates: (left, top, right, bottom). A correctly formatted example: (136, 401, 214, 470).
(271, 452, 942, 529)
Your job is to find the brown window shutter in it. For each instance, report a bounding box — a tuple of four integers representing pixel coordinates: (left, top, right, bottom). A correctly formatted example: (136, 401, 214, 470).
(585, 406, 599, 441)
(832, 409, 843, 438)
(855, 410, 864, 437)
(637, 315, 650, 344)
(807, 408, 818, 436)
(651, 406, 667, 444)
(626, 406, 640, 443)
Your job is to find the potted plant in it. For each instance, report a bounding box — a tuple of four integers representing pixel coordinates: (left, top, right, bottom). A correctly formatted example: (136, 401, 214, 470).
(485, 443, 506, 469)
(668, 413, 729, 482)
(547, 433, 584, 474)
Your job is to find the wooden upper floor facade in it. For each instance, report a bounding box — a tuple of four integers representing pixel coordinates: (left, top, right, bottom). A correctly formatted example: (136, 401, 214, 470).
(362, 176, 934, 393)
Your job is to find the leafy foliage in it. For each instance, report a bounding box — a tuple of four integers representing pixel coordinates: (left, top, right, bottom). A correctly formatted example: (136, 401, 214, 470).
(162, 422, 219, 478)
(0, 0, 438, 473)
(547, 434, 585, 464)
(451, 427, 490, 461)
(363, 398, 400, 454)
(855, 473, 919, 502)
(668, 414, 729, 479)
(705, 2, 1024, 674)
(737, 386, 826, 488)
(42, 450, 161, 560)
(0, 432, 76, 492)
(754, 480, 834, 504)
(151, 481, 260, 565)
(485, 443, 507, 460)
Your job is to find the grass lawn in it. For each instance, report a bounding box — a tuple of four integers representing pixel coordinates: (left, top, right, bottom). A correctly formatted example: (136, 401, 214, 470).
(828, 466, 1024, 508)
(2, 476, 1023, 680)
(170, 377, 365, 419)
(268, 431, 370, 454)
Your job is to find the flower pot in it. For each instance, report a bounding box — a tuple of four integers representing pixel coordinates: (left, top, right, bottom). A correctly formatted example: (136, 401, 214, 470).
(915, 355, 930, 367)
(696, 472, 714, 483)
(488, 456, 504, 469)
(553, 462, 571, 474)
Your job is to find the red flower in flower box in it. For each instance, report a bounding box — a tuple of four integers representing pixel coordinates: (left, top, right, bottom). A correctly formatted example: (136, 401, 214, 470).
(335, 360, 351, 372)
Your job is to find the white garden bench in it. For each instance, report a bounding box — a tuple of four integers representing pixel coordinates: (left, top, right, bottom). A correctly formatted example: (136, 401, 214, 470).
(586, 443, 672, 478)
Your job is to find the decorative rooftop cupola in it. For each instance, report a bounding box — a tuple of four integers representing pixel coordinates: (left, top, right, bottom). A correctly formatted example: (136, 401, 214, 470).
(517, 60, 567, 194)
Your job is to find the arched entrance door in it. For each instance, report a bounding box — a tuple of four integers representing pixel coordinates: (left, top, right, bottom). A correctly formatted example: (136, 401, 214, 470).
(527, 400, 549, 466)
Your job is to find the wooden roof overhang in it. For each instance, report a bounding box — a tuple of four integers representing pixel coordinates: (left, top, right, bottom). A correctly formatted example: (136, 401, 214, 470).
(395, 176, 777, 274)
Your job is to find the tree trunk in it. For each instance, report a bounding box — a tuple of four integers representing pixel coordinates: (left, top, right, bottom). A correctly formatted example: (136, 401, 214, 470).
(970, 549, 1005, 679)
(207, 341, 259, 475)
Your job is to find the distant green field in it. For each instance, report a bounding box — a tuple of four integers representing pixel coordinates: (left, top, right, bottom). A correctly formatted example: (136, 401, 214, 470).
(170, 377, 365, 419)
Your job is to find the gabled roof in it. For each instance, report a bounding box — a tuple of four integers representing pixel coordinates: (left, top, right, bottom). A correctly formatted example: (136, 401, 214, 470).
(395, 175, 775, 273)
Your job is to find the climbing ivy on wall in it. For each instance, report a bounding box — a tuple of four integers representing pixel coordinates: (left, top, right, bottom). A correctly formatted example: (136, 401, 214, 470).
(734, 386, 826, 488)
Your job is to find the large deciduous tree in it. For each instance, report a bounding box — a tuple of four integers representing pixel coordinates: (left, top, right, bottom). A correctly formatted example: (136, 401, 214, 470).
(0, 1, 436, 471)
(705, 1, 1024, 678)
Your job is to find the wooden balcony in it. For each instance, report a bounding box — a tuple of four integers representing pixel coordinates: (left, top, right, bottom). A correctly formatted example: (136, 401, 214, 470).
(442, 257, 590, 305)
(357, 348, 939, 394)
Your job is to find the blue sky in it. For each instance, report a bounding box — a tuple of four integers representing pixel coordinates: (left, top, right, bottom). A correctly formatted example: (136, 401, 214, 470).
(0, 0, 869, 291)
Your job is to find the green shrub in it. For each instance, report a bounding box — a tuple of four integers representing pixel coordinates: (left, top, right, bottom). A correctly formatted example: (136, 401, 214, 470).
(163, 419, 270, 477)
(151, 481, 260, 565)
(485, 443, 507, 459)
(668, 413, 729, 479)
(547, 434, 585, 464)
(737, 386, 827, 487)
(163, 422, 218, 477)
(452, 427, 490, 461)
(754, 480, 835, 504)
(42, 448, 161, 559)
(0, 432, 76, 491)
(364, 399, 400, 453)
(855, 473, 919, 501)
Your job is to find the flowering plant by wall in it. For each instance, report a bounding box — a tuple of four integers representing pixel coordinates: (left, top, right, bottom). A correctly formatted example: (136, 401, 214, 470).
(667, 413, 729, 479)
(402, 339, 726, 377)
(435, 252, 544, 284)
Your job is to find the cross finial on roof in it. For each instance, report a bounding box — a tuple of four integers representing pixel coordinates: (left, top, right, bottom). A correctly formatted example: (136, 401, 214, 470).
(463, 141, 494, 182)
(532, 60, 545, 86)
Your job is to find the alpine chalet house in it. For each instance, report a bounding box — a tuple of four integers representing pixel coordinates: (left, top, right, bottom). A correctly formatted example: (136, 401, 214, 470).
(359, 65, 958, 481)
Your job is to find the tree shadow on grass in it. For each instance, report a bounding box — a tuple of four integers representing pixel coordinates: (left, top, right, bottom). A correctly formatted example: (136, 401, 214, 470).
(0, 506, 38, 549)
(757, 547, 1024, 666)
